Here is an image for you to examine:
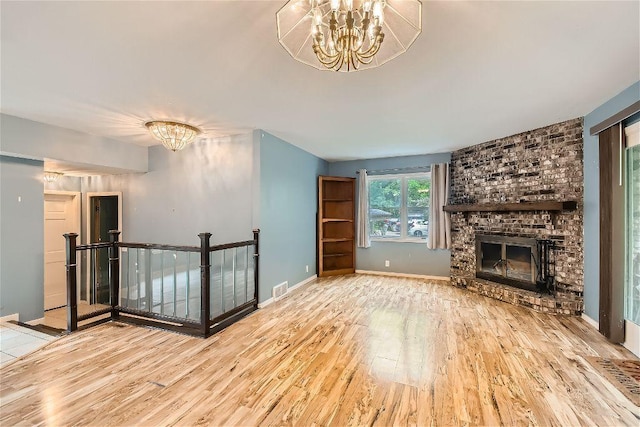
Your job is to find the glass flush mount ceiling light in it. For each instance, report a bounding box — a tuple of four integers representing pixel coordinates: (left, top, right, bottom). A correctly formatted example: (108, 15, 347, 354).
(145, 120, 201, 152)
(277, 0, 422, 72)
(43, 171, 63, 182)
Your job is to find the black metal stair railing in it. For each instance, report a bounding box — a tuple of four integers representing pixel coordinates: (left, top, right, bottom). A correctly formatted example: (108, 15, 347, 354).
(64, 229, 260, 337)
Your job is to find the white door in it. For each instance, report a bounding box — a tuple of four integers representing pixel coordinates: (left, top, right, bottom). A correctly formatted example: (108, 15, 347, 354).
(44, 193, 78, 310)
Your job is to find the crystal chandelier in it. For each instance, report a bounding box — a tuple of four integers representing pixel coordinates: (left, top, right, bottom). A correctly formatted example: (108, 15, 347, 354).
(145, 120, 201, 152)
(277, 0, 422, 72)
(43, 171, 63, 182)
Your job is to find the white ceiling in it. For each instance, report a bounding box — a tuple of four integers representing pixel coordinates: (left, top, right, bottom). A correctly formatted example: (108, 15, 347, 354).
(1, 1, 638, 162)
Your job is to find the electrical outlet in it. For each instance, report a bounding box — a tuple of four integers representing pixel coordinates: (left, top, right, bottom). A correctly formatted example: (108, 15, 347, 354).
(305, 265, 309, 273)
(385, 260, 390, 267)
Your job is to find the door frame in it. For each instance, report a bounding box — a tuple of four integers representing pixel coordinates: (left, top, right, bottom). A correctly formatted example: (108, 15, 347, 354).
(624, 121, 640, 356)
(85, 191, 123, 304)
(44, 190, 81, 310)
(85, 191, 123, 243)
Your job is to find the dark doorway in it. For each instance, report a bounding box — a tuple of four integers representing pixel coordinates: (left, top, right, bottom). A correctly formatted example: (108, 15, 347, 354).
(89, 195, 119, 305)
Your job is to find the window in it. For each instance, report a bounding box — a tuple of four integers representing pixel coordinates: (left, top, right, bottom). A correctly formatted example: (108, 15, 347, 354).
(368, 173, 430, 241)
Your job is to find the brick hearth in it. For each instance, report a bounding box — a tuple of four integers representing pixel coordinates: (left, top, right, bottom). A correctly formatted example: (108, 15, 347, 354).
(449, 117, 584, 315)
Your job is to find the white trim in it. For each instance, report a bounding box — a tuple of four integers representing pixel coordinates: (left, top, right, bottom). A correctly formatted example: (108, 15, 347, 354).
(624, 121, 640, 148)
(623, 320, 640, 357)
(581, 313, 599, 330)
(0, 313, 19, 322)
(258, 275, 318, 308)
(288, 275, 317, 293)
(44, 190, 81, 197)
(356, 270, 450, 281)
(258, 299, 274, 308)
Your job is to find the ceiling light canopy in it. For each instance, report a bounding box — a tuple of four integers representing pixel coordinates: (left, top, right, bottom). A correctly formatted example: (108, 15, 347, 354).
(43, 171, 63, 182)
(277, 0, 422, 72)
(145, 120, 201, 152)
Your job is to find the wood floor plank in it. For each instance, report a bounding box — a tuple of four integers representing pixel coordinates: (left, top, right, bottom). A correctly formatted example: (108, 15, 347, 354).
(1, 274, 639, 426)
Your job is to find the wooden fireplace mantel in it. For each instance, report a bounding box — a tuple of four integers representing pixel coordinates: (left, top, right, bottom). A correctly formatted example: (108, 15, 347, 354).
(443, 200, 577, 213)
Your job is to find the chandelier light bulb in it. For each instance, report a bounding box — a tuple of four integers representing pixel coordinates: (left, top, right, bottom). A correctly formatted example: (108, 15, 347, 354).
(314, 7, 322, 26)
(330, 0, 340, 11)
(363, 0, 372, 12)
(373, 1, 384, 22)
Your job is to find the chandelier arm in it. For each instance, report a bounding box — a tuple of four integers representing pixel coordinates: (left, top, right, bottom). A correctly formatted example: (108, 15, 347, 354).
(337, 52, 346, 71)
(355, 37, 383, 61)
(314, 42, 343, 67)
(313, 33, 340, 60)
(359, 28, 384, 53)
(328, 52, 344, 69)
(313, 33, 345, 68)
(350, 50, 359, 71)
(316, 48, 343, 68)
(353, 52, 375, 65)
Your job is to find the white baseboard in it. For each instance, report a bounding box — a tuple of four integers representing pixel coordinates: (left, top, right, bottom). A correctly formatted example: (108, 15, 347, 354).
(0, 313, 19, 323)
(581, 313, 599, 330)
(356, 270, 450, 281)
(289, 275, 317, 292)
(258, 275, 317, 308)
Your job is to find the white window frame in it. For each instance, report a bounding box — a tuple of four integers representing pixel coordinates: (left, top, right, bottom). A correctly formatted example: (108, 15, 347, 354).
(368, 172, 430, 243)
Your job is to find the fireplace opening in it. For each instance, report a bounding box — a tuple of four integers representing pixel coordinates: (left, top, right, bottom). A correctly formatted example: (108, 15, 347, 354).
(476, 234, 554, 293)
(506, 245, 534, 282)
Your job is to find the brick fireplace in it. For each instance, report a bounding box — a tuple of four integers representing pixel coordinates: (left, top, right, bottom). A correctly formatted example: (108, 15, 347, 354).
(448, 118, 584, 315)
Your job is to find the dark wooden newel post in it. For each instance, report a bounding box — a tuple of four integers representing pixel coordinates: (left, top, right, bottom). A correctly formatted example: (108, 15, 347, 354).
(253, 229, 260, 307)
(199, 233, 212, 337)
(109, 230, 121, 320)
(64, 233, 78, 332)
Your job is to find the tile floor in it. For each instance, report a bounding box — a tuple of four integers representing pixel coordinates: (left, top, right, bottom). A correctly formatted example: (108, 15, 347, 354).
(0, 304, 112, 366)
(0, 322, 57, 366)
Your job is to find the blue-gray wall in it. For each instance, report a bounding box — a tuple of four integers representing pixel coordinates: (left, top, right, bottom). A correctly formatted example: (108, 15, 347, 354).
(0, 114, 147, 173)
(329, 153, 452, 277)
(0, 156, 44, 321)
(81, 133, 255, 246)
(259, 131, 328, 301)
(583, 81, 640, 322)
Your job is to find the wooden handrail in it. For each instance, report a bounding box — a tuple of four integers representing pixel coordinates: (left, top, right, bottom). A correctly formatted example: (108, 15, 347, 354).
(65, 229, 261, 337)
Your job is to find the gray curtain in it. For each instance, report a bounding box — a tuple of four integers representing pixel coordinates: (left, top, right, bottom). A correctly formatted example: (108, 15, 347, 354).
(356, 169, 370, 248)
(428, 163, 451, 249)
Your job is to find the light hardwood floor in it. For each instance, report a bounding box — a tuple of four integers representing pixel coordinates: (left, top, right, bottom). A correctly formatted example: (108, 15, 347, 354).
(1, 274, 638, 426)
